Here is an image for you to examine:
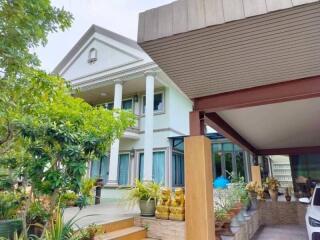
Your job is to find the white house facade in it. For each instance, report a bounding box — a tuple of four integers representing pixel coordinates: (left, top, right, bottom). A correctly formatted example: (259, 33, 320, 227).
(53, 25, 193, 187)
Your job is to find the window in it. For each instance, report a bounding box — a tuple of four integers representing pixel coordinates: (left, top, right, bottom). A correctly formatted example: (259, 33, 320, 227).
(313, 188, 320, 206)
(88, 48, 97, 64)
(172, 152, 184, 186)
(139, 151, 165, 184)
(105, 99, 133, 111)
(142, 93, 164, 114)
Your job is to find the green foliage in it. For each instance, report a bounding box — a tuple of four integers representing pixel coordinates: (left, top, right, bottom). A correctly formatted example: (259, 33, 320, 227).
(60, 191, 78, 207)
(0, 0, 73, 72)
(44, 208, 80, 240)
(26, 200, 50, 225)
(76, 178, 96, 209)
(126, 179, 161, 208)
(0, 191, 23, 220)
(215, 208, 228, 222)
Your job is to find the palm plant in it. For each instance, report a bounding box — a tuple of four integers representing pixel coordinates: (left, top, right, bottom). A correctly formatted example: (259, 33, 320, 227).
(126, 179, 160, 205)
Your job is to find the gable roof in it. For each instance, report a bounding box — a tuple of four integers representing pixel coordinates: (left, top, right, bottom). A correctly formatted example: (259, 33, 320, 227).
(53, 24, 143, 74)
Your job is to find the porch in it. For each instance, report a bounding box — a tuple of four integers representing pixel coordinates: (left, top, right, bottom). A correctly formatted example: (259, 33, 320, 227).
(138, 0, 320, 239)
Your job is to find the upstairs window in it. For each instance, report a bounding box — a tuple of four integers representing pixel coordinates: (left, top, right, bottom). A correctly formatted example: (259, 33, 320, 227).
(142, 92, 164, 114)
(105, 99, 133, 111)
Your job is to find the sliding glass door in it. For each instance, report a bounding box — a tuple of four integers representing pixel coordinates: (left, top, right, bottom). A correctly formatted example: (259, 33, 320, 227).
(118, 154, 129, 185)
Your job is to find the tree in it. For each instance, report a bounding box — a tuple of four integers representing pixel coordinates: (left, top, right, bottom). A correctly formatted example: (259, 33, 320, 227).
(0, 0, 135, 237)
(0, 0, 72, 152)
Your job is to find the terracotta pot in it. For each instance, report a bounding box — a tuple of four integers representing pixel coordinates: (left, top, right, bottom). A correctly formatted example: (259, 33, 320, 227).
(269, 190, 278, 202)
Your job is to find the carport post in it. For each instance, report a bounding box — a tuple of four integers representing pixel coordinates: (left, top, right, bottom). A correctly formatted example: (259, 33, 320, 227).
(185, 111, 214, 240)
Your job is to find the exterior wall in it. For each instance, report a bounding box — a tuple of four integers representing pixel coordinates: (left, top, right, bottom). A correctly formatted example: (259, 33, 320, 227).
(168, 86, 192, 136)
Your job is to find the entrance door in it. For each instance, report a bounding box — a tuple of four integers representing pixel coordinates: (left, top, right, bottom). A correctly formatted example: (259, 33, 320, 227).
(118, 154, 129, 185)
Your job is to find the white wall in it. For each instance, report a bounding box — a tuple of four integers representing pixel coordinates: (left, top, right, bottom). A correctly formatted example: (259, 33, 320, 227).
(168, 86, 193, 136)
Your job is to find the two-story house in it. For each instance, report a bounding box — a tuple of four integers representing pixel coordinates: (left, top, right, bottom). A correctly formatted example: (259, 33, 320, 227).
(53, 25, 193, 187)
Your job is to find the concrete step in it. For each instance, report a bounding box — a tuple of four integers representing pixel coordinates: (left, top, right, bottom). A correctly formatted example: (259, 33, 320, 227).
(96, 226, 147, 240)
(101, 218, 135, 233)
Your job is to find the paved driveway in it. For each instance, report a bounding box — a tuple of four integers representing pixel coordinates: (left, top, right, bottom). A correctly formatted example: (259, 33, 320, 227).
(252, 225, 308, 240)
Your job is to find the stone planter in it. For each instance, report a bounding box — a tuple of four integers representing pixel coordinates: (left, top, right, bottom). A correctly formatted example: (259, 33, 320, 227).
(139, 199, 156, 217)
(269, 190, 278, 202)
(0, 219, 22, 239)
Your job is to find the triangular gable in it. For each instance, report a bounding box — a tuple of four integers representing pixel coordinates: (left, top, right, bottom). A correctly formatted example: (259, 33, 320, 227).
(53, 25, 144, 80)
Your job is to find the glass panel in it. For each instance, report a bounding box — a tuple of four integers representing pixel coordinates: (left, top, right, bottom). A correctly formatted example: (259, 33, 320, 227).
(236, 152, 245, 178)
(122, 99, 133, 111)
(213, 143, 222, 152)
(153, 152, 165, 184)
(90, 159, 100, 179)
(225, 152, 233, 176)
(106, 103, 113, 110)
(223, 143, 233, 152)
(172, 152, 184, 186)
(234, 144, 242, 152)
(139, 152, 165, 184)
(139, 154, 144, 181)
(154, 93, 164, 112)
(314, 188, 320, 206)
(143, 93, 164, 113)
(100, 155, 109, 184)
(214, 152, 222, 178)
(118, 154, 129, 185)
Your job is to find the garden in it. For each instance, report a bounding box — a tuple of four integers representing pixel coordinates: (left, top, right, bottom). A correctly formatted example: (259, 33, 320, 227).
(0, 0, 134, 239)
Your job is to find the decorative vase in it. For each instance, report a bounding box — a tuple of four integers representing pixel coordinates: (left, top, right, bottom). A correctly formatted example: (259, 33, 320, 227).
(139, 199, 156, 217)
(269, 190, 278, 202)
(285, 195, 291, 202)
(249, 192, 258, 210)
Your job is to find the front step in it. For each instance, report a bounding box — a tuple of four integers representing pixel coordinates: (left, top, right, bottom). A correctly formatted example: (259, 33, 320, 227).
(96, 226, 146, 240)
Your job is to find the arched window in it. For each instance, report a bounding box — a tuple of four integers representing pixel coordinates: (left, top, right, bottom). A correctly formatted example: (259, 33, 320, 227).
(88, 48, 97, 64)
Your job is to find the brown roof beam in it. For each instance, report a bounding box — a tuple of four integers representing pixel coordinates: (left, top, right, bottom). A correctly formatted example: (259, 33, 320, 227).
(205, 112, 256, 154)
(256, 146, 320, 155)
(194, 75, 320, 112)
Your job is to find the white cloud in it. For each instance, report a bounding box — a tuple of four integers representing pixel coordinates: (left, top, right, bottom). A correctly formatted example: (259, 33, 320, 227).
(36, 0, 174, 72)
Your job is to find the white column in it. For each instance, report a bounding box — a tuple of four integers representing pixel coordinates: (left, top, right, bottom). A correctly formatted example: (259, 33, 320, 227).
(143, 71, 156, 182)
(107, 79, 123, 186)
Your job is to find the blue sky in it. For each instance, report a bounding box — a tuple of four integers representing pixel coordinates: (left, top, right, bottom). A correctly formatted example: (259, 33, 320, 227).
(36, 0, 174, 72)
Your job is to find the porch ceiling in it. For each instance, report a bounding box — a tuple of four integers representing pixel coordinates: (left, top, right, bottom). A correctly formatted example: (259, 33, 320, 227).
(217, 97, 320, 150)
(75, 77, 164, 105)
(138, 2, 320, 99)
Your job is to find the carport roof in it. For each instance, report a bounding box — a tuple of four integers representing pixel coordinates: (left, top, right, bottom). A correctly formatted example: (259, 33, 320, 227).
(138, 1, 320, 155)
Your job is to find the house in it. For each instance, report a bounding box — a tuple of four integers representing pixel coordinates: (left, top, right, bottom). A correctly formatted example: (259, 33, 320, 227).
(53, 25, 192, 187)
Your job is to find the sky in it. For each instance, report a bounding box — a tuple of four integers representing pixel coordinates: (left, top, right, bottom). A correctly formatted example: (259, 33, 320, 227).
(36, 0, 174, 72)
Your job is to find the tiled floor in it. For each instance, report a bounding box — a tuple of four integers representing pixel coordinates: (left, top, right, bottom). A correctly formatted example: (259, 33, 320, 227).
(64, 201, 139, 228)
(252, 225, 308, 240)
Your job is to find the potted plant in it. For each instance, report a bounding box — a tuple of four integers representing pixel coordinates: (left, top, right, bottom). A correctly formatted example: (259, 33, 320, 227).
(245, 181, 262, 209)
(265, 177, 280, 202)
(60, 191, 78, 207)
(0, 191, 23, 239)
(26, 200, 50, 237)
(126, 179, 160, 217)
